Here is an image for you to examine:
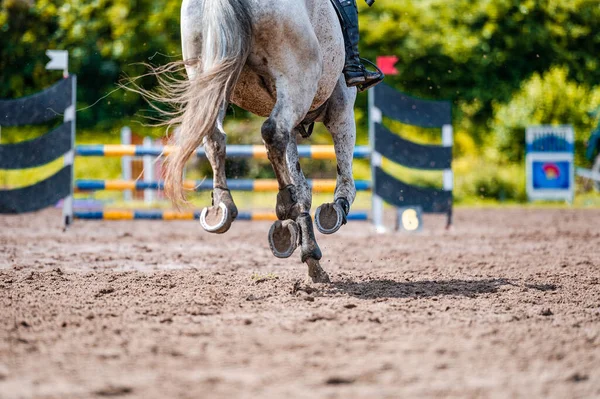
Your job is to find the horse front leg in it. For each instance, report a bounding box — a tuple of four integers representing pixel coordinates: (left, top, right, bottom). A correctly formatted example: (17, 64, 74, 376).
(315, 80, 358, 234)
(199, 108, 238, 233)
(286, 129, 330, 283)
(261, 112, 329, 283)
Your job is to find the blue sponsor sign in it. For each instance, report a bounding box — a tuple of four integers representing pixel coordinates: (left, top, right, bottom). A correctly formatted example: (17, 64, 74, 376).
(526, 126, 574, 202)
(532, 161, 571, 189)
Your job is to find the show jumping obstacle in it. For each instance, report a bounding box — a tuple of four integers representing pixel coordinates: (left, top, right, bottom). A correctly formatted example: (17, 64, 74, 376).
(73, 142, 372, 222)
(1, 75, 454, 231)
(369, 83, 454, 230)
(0, 75, 77, 225)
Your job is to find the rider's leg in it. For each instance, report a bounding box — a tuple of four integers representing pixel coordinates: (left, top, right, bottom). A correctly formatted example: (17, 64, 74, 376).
(334, 0, 384, 91)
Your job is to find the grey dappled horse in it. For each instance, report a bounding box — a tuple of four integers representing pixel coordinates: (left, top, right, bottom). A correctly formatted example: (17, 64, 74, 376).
(161, 0, 362, 283)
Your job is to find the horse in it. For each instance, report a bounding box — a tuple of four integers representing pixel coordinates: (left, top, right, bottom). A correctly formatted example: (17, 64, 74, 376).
(156, 0, 359, 283)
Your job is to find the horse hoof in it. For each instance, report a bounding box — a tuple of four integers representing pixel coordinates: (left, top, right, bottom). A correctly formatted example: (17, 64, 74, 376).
(315, 202, 345, 235)
(199, 202, 233, 234)
(268, 220, 299, 258)
(306, 257, 330, 283)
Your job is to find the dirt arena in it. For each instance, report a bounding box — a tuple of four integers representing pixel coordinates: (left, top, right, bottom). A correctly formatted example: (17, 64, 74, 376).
(1, 208, 599, 398)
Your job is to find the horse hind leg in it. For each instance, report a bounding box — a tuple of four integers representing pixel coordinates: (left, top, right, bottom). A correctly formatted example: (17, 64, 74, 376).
(315, 79, 358, 235)
(179, 20, 237, 233)
(199, 107, 238, 233)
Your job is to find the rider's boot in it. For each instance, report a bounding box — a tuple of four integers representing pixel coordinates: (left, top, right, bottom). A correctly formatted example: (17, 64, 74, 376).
(336, 0, 384, 91)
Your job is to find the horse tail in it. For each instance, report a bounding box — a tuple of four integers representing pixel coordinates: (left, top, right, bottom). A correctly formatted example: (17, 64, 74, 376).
(161, 0, 253, 205)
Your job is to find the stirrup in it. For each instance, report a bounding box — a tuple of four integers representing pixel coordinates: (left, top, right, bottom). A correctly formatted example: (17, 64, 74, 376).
(356, 58, 384, 92)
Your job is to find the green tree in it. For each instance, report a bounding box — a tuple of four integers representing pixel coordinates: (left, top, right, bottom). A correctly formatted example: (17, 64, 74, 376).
(1, 0, 182, 129)
(360, 0, 600, 141)
(492, 67, 600, 164)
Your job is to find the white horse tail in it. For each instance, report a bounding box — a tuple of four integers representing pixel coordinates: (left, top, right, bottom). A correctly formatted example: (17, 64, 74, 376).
(163, 0, 253, 205)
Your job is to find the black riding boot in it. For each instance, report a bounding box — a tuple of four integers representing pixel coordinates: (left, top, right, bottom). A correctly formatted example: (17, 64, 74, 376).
(335, 0, 384, 91)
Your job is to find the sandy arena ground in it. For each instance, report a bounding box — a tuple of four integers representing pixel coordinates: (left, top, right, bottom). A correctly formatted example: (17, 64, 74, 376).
(0, 208, 599, 398)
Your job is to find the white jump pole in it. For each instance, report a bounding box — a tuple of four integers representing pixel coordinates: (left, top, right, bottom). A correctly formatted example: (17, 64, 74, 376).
(46, 50, 75, 227)
(368, 87, 385, 233)
(120, 126, 132, 201)
(442, 124, 454, 228)
(143, 136, 155, 204)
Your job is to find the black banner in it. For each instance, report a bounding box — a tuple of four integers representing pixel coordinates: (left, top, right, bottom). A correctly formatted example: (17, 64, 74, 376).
(374, 123, 451, 170)
(374, 84, 451, 128)
(0, 122, 72, 169)
(0, 76, 73, 126)
(374, 167, 452, 213)
(0, 166, 72, 214)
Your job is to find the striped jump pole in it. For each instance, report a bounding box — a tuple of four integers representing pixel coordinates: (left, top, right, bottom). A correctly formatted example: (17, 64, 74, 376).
(73, 209, 369, 221)
(74, 142, 373, 223)
(76, 144, 371, 160)
(75, 179, 372, 193)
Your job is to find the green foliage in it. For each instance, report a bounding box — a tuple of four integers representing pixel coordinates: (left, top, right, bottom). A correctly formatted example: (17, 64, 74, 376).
(361, 0, 600, 140)
(1, 0, 181, 129)
(3, 0, 598, 137)
(491, 67, 600, 164)
(453, 157, 526, 203)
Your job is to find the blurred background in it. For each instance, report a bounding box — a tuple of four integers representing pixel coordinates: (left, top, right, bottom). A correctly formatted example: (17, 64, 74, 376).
(1, 0, 599, 207)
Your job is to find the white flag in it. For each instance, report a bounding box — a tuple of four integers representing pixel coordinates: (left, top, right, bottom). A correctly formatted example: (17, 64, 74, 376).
(46, 50, 68, 71)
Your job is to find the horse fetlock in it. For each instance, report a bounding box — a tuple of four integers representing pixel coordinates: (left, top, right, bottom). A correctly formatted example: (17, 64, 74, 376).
(268, 219, 300, 258)
(297, 213, 322, 263)
(276, 185, 300, 220)
(212, 187, 238, 218)
(200, 188, 238, 234)
(335, 197, 350, 219)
